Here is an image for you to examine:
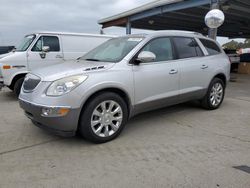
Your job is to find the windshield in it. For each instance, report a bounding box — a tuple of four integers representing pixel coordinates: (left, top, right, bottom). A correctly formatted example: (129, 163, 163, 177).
(81, 36, 144, 63)
(16, 34, 36, 52)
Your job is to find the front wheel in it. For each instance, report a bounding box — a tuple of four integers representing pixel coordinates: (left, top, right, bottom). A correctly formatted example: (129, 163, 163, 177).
(79, 92, 128, 143)
(201, 78, 225, 110)
(14, 77, 24, 97)
(7, 86, 14, 91)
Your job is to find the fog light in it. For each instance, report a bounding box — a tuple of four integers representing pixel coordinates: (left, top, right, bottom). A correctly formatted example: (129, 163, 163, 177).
(41, 107, 70, 117)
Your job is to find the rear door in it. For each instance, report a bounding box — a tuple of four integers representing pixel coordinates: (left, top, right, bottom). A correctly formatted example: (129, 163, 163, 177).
(198, 38, 225, 85)
(172, 37, 209, 101)
(27, 35, 63, 71)
(133, 37, 180, 113)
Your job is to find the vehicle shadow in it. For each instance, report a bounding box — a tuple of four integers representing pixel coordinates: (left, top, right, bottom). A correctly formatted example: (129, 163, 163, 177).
(1, 88, 17, 101)
(124, 101, 201, 132)
(56, 101, 202, 146)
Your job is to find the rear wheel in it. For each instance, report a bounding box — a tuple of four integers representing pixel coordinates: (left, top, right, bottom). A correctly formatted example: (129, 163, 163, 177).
(13, 77, 24, 97)
(201, 78, 225, 110)
(79, 92, 128, 143)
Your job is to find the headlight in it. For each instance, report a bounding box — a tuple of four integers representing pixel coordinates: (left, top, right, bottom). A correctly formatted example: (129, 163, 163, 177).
(46, 75, 88, 96)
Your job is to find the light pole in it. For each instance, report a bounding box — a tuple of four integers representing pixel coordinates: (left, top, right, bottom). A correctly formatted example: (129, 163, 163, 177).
(205, 0, 225, 40)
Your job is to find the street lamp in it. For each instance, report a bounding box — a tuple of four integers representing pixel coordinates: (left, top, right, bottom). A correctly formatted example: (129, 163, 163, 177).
(205, 9, 225, 39)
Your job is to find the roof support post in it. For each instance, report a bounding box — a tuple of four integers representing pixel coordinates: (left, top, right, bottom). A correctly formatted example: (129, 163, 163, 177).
(126, 19, 131, 35)
(208, 0, 220, 40)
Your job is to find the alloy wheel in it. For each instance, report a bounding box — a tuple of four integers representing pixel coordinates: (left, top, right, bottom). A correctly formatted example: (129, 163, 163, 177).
(91, 100, 123, 137)
(209, 82, 224, 107)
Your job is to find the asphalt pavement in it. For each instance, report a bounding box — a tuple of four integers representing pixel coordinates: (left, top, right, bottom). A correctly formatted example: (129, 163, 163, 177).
(0, 73, 249, 188)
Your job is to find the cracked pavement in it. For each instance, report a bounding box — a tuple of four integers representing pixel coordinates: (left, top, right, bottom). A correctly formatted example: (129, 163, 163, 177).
(0, 73, 250, 188)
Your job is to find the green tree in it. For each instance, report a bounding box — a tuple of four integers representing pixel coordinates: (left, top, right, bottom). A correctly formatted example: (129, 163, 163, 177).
(223, 39, 250, 49)
(222, 40, 239, 49)
(242, 39, 250, 48)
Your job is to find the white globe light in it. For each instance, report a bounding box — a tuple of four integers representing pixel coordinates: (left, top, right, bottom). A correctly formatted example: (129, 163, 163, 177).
(205, 9, 225, 29)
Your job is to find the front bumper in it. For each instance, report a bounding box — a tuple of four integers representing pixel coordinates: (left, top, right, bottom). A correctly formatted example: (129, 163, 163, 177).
(19, 98, 81, 137)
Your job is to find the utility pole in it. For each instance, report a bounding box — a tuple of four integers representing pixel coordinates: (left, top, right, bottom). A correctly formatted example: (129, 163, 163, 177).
(126, 18, 131, 35)
(208, 0, 220, 40)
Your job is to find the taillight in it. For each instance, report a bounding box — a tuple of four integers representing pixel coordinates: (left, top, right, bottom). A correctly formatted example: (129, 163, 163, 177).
(228, 57, 232, 64)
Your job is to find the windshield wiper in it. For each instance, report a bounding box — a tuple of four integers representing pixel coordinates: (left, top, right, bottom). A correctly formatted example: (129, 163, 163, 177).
(84, 58, 100, 61)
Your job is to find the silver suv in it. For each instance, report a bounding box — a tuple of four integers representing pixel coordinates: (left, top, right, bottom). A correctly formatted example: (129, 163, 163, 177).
(19, 31, 230, 143)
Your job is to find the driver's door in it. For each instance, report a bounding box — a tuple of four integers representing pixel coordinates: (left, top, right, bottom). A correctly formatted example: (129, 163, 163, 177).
(133, 37, 180, 114)
(27, 35, 64, 71)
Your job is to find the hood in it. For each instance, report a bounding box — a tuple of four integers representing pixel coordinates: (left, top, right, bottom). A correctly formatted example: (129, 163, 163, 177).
(0, 52, 14, 59)
(32, 60, 115, 82)
(0, 51, 26, 62)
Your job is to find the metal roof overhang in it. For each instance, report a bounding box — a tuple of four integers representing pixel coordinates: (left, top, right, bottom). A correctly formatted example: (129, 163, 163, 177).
(98, 0, 250, 38)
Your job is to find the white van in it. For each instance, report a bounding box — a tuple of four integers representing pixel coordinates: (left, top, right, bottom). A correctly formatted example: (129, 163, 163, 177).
(0, 32, 114, 95)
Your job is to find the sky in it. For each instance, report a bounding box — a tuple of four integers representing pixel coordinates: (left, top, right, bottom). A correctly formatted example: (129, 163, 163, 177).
(0, 0, 244, 46)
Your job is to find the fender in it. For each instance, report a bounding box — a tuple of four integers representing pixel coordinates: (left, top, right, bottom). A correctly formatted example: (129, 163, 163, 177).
(78, 81, 134, 117)
(4, 70, 29, 86)
(208, 70, 227, 89)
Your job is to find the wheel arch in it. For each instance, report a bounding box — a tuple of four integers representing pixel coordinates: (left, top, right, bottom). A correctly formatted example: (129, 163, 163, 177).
(77, 87, 133, 128)
(212, 73, 227, 86)
(9, 73, 27, 89)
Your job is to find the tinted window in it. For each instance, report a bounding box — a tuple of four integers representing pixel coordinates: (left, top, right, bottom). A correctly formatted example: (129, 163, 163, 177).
(141, 37, 173, 62)
(32, 36, 60, 52)
(199, 39, 221, 55)
(173, 37, 203, 59)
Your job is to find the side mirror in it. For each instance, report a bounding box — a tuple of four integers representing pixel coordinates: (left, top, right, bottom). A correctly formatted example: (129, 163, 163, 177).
(135, 51, 156, 64)
(40, 46, 50, 59)
(42, 46, 50, 53)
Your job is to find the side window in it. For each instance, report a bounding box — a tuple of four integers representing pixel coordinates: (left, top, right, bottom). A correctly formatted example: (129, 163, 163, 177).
(173, 37, 203, 59)
(32, 36, 60, 52)
(140, 37, 174, 62)
(43, 36, 60, 51)
(32, 37, 42, 51)
(199, 39, 221, 55)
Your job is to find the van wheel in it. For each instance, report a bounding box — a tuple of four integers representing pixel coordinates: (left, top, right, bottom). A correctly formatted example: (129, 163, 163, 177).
(79, 92, 128, 143)
(13, 77, 24, 97)
(7, 85, 14, 91)
(201, 78, 225, 110)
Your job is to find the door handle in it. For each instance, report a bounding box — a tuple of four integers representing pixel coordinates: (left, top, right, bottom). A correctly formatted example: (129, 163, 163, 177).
(201, 65, 208, 69)
(169, 69, 178, 74)
(56, 54, 63, 58)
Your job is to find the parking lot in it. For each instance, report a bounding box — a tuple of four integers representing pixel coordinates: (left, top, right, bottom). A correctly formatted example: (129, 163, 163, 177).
(0, 73, 249, 188)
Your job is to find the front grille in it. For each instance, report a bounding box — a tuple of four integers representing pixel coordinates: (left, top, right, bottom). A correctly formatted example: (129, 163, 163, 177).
(23, 74, 41, 92)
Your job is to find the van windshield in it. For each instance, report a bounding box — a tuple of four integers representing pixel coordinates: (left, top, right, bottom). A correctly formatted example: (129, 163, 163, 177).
(81, 37, 144, 63)
(16, 34, 36, 52)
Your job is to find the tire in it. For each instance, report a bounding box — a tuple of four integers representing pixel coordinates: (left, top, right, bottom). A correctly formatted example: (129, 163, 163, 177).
(201, 78, 225, 110)
(79, 92, 128, 143)
(13, 77, 24, 97)
(7, 85, 14, 91)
